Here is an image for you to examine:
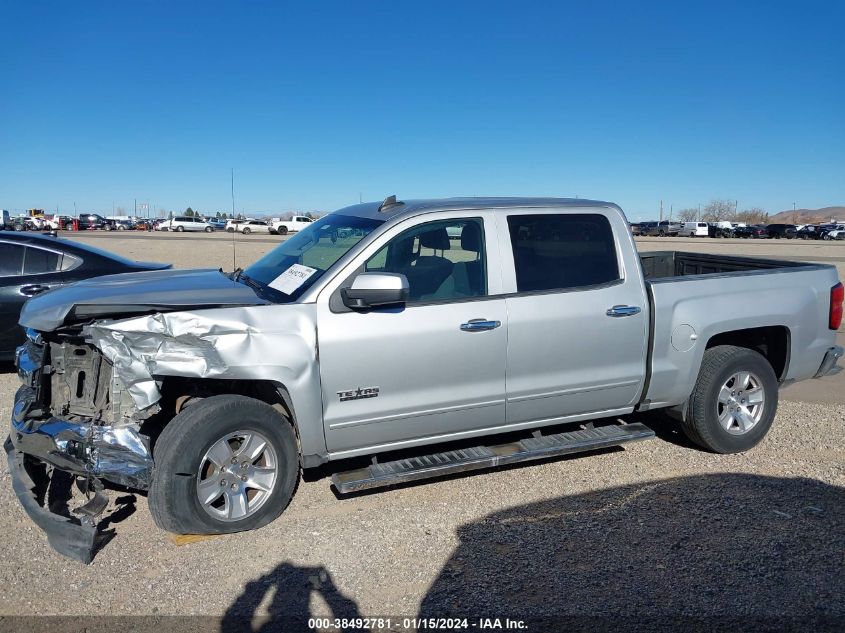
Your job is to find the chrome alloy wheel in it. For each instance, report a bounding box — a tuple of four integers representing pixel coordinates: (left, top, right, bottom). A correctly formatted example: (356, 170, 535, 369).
(196, 430, 278, 522)
(717, 371, 765, 435)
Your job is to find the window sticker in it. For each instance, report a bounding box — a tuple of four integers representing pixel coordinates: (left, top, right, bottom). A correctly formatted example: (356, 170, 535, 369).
(268, 263, 318, 295)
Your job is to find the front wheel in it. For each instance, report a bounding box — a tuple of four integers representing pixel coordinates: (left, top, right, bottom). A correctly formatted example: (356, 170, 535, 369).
(680, 345, 778, 453)
(242, 227, 251, 234)
(148, 395, 299, 534)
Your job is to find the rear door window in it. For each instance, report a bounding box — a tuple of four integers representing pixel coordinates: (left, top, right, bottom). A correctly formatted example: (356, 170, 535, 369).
(0, 243, 25, 275)
(23, 246, 62, 274)
(507, 213, 620, 292)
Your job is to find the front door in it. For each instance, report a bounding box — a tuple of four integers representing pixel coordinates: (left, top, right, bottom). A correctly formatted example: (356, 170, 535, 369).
(317, 214, 507, 455)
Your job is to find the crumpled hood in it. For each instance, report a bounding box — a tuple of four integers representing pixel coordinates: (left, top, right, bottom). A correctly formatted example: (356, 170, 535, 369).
(19, 268, 270, 332)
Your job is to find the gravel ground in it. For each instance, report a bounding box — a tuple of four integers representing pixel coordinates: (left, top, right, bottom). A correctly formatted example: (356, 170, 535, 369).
(0, 231, 843, 626)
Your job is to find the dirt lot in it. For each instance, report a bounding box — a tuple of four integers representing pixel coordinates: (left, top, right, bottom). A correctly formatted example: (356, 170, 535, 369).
(0, 231, 843, 627)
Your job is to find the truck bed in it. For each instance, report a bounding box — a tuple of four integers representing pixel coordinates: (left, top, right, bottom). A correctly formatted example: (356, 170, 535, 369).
(638, 250, 839, 411)
(640, 251, 816, 280)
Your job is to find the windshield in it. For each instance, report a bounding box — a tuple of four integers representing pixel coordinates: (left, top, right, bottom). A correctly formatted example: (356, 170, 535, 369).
(243, 213, 383, 302)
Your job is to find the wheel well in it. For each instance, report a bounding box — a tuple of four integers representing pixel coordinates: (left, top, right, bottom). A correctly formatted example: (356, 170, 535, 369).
(144, 377, 299, 447)
(705, 326, 790, 380)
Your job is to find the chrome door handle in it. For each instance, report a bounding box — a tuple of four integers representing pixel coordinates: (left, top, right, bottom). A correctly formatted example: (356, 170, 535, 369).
(606, 305, 641, 317)
(460, 319, 501, 332)
(19, 284, 50, 297)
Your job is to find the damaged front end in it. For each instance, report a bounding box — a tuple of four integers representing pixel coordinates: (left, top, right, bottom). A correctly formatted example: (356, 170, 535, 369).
(7, 329, 157, 563)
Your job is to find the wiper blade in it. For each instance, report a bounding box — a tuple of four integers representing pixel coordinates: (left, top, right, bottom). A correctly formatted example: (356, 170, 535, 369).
(238, 272, 265, 296)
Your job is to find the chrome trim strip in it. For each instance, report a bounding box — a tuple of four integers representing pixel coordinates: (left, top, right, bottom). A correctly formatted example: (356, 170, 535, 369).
(507, 379, 641, 404)
(328, 398, 506, 430)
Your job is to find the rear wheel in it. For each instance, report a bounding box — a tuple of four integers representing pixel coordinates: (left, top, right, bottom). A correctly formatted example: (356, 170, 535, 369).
(176, 225, 184, 232)
(148, 395, 299, 534)
(680, 345, 778, 453)
(242, 227, 251, 234)
(205, 226, 213, 232)
(279, 226, 288, 235)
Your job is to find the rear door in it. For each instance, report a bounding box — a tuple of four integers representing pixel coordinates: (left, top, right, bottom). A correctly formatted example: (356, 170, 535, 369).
(499, 208, 649, 425)
(316, 211, 507, 455)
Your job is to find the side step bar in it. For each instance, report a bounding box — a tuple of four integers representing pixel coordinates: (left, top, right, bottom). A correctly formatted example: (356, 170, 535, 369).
(331, 422, 654, 494)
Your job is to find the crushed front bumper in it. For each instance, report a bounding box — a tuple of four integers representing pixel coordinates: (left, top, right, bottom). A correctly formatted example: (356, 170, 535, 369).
(5, 437, 99, 564)
(9, 347, 155, 563)
(10, 386, 154, 490)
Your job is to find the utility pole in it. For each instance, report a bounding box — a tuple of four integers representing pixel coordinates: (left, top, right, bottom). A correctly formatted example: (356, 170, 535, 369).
(670, 204, 673, 221)
(134, 198, 137, 217)
(698, 204, 701, 221)
(659, 200, 663, 222)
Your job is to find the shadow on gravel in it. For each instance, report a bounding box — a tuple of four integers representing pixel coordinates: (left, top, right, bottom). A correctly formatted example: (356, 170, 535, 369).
(223, 474, 843, 632)
(221, 563, 363, 633)
(420, 473, 844, 629)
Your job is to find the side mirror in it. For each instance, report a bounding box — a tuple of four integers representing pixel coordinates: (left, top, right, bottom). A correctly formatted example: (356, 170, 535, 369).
(341, 273, 409, 310)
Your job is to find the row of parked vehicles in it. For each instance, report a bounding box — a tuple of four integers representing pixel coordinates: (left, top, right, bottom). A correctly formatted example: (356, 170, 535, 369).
(2, 210, 315, 236)
(632, 220, 845, 240)
(154, 214, 313, 234)
(1, 212, 160, 231)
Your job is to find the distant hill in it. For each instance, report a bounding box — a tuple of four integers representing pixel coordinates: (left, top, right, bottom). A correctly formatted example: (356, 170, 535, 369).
(769, 206, 845, 224)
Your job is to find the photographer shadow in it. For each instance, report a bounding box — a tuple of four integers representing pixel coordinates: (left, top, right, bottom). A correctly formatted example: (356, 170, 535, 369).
(221, 562, 365, 633)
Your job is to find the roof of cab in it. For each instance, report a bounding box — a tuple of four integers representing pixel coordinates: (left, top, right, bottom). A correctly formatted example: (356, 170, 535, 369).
(334, 197, 622, 222)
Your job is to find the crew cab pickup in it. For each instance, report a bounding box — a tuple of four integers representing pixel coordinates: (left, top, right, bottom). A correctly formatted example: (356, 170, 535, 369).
(8, 196, 843, 562)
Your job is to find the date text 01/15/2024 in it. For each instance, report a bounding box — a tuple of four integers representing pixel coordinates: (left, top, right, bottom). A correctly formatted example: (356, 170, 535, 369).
(307, 617, 528, 630)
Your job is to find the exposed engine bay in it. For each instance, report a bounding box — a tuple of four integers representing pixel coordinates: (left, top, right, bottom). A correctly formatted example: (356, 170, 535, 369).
(48, 339, 157, 427)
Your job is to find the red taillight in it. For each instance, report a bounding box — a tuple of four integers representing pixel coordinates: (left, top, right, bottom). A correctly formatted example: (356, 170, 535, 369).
(830, 283, 844, 330)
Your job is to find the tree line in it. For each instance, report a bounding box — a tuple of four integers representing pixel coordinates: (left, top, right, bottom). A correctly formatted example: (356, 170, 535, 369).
(675, 200, 769, 224)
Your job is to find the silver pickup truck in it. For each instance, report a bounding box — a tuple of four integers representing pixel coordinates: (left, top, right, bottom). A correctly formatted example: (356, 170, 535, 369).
(8, 196, 843, 562)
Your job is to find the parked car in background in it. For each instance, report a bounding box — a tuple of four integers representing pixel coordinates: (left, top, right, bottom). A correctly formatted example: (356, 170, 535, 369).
(43, 215, 75, 230)
(766, 224, 798, 239)
(13, 216, 47, 231)
(641, 220, 681, 237)
(824, 227, 845, 241)
(708, 222, 735, 238)
(735, 225, 770, 239)
(0, 232, 171, 359)
(78, 213, 114, 230)
(1, 210, 11, 230)
(161, 216, 214, 232)
(630, 223, 644, 236)
(113, 219, 136, 231)
(236, 219, 272, 234)
(797, 225, 820, 239)
(820, 224, 845, 240)
(205, 218, 227, 231)
(682, 222, 708, 237)
(271, 215, 314, 235)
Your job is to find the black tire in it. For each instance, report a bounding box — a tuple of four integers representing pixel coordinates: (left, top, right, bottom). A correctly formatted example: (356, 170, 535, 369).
(64, 223, 73, 230)
(148, 395, 299, 534)
(658, 230, 665, 237)
(242, 227, 251, 234)
(205, 226, 213, 232)
(176, 225, 184, 232)
(680, 345, 778, 454)
(118, 225, 126, 231)
(279, 226, 288, 235)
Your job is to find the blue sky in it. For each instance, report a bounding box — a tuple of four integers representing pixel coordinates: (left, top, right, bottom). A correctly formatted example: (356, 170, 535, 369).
(1, 1, 843, 221)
